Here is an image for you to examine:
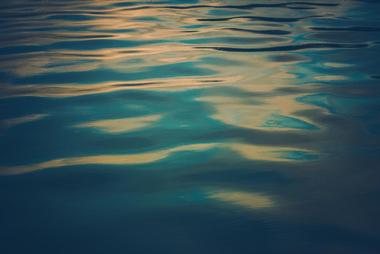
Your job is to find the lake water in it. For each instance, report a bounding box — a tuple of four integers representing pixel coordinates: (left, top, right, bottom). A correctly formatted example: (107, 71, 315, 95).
(1, 1, 380, 253)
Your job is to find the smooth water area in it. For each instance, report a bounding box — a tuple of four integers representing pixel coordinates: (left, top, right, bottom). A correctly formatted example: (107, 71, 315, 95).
(1, 0, 380, 253)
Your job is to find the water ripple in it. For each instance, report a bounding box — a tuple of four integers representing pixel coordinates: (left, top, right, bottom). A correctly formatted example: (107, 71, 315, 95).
(1, 0, 380, 253)
(199, 42, 369, 52)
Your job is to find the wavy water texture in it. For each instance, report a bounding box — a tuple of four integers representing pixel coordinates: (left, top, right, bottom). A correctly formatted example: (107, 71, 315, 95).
(1, 1, 380, 254)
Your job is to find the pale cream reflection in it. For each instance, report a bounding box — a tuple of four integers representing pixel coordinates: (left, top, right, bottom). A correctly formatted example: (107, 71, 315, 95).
(0, 143, 317, 175)
(228, 143, 314, 162)
(194, 51, 321, 131)
(314, 75, 347, 81)
(323, 62, 354, 68)
(75, 114, 161, 133)
(198, 93, 318, 131)
(209, 190, 274, 209)
(0, 114, 48, 128)
(0, 143, 215, 175)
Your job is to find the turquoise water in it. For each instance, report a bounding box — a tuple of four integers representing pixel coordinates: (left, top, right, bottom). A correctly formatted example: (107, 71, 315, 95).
(1, 0, 380, 253)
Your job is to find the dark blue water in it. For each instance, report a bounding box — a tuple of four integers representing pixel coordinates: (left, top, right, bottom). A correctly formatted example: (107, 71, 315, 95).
(1, 0, 380, 253)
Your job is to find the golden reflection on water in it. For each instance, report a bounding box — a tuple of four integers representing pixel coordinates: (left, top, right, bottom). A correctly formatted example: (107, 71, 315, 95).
(0, 143, 214, 175)
(198, 93, 318, 131)
(323, 62, 354, 68)
(229, 143, 315, 162)
(0, 142, 316, 175)
(314, 75, 347, 81)
(0, 0, 343, 176)
(209, 190, 274, 209)
(2, 1, 379, 251)
(75, 114, 161, 133)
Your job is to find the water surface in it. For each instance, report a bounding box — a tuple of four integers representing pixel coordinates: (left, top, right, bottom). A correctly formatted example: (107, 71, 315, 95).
(1, 1, 380, 253)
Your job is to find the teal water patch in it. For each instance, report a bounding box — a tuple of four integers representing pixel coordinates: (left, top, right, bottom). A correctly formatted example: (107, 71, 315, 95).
(200, 56, 243, 66)
(180, 36, 285, 45)
(298, 93, 380, 118)
(261, 114, 319, 130)
(132, 17, 162, 22)
(0, 89, 226, 166)
(297, 93, 332, 111)
(274, 150, 320, 161)
(208, 9, 249, 16)
(181, 24, 209, 29)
